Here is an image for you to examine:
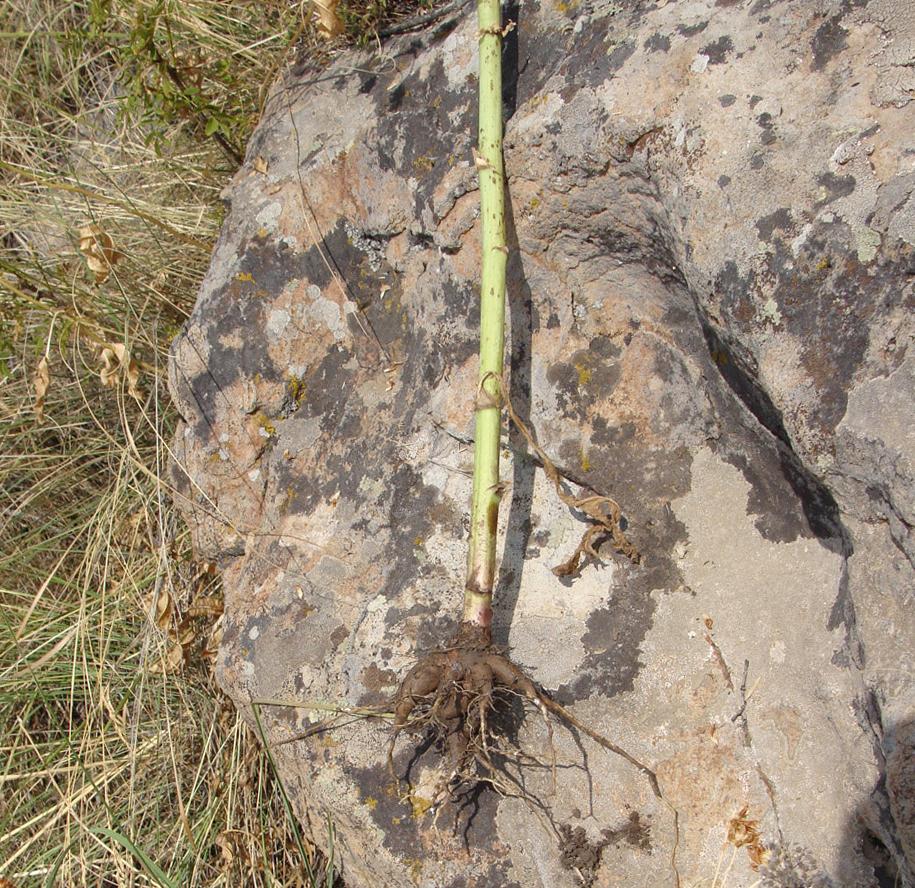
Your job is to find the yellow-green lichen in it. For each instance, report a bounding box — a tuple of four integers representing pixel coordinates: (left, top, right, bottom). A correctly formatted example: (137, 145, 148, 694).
(286, 373, 307, 408)
(409, 794, 433, 818)
(254, 412, 276, 437)
(405, 858, 423, 881)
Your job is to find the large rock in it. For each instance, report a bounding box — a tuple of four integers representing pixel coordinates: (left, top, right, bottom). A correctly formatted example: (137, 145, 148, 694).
(169, 1, 915, 885)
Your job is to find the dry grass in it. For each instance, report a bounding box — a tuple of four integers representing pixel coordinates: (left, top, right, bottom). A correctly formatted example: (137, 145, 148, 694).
(0, 1, 351, 884)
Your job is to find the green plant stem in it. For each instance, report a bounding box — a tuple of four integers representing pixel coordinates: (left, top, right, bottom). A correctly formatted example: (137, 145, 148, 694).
(464, 0, 508, 640)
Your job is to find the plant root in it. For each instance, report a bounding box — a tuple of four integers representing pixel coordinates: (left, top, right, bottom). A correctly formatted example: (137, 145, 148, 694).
(388, 641, 540, 799)
(389, 628, 681, 884)
(388, 628, 659, 805)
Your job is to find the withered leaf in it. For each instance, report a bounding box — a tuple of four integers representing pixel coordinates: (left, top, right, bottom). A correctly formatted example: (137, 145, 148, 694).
(149, 636, 185, 673)
(33, 355, 50, 422)
(727, 804, 769, 870)
(186, 597, 223, 618)
(99, 342, 142, 400)
(78, 223, 122, 284)
(313, 0, 344, 38)
(176, 618, 196, 648)
(142, 585, 173, 630)
(215, 831, 235, 866)
(203, 615, 225, 665)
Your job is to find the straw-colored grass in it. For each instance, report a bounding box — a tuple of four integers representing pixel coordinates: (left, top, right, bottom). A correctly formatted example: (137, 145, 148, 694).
(0, 1, 358, 884)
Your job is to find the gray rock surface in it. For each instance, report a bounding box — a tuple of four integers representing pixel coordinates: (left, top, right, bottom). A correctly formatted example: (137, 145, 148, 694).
(169, 1, 915, 885)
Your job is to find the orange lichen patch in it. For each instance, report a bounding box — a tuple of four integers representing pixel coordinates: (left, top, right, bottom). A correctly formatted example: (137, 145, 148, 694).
(529, 325, 581, 368)
(588, 332, 696, 447)
(763, 705, 803, 762)
(655, 725, 747, 825)
(435, 357, 477, 428)
(290, 144, 411, 242)
(436, 189, 480, 247)
(443, 216, 482, 282)
(385, 231, 411, 268)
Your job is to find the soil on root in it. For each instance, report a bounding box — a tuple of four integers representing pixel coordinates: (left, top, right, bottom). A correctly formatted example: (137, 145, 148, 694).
(387, 622, 662, 812)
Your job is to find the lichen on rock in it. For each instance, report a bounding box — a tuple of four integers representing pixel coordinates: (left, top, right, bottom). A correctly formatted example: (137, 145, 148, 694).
(169, 1, 915, 885)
